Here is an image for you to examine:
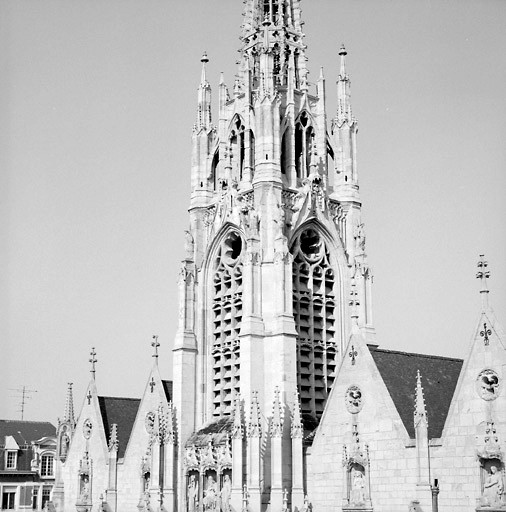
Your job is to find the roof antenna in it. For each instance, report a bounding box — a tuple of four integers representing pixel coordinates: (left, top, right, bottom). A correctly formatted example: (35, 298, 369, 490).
(9, 385, 38, 420)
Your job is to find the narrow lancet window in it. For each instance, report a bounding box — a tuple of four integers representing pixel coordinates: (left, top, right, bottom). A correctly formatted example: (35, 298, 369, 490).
(211, 231, 244, 416)
(292, 228, 338, 422)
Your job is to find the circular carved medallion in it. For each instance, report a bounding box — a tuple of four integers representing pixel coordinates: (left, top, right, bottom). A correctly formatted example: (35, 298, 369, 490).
(222, 232, 242, 266)
(145, 411, 156, 433)
(299, 228, 323, 263)
(345, 385, 363, 414)
(476, 369, 500, 401)
(83, 419, 93, 439)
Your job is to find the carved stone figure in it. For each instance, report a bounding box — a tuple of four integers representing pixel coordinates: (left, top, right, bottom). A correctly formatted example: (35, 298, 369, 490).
(203, 475, 218, 512)
(482, 466, 504, 507)
(80, 476, 90, 502)
(350, 469, 366, 505)
(187, 474, 198, 512)
(184, 231, 195, 260)
(221, 474, 232, 512)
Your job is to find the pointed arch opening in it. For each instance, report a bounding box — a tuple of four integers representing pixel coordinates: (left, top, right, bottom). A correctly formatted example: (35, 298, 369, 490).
(210, 150, 219, 191)
(291, 226, 339, 423)
(295, 111, 314, 181)
(229, 117, 246, 182)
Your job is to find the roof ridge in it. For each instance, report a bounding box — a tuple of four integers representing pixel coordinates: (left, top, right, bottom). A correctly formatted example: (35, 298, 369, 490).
(368, 346, 463, 363)
(0, 420, 55, 425)
(98, 396, 141, 401)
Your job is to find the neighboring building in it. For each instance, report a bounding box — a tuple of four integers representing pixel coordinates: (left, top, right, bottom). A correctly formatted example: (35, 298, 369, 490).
(53, 355, 173, 512)
(0, 420, 56, 510)
(54, 1, 506, 512)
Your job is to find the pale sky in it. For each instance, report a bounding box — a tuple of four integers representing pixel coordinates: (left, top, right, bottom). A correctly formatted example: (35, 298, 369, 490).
(1, 0, 505, 423)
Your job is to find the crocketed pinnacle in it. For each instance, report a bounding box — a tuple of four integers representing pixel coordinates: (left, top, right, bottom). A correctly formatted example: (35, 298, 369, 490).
(63, 382, 76, 428)
(336, 44, 353, 124)
(414, 370, 428, 428)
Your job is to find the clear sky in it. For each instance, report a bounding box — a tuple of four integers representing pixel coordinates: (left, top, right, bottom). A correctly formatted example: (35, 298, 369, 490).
(1, 0, 505, 423)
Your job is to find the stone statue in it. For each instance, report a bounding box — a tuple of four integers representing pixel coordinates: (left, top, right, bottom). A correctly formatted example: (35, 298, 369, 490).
(61, 431, 69, 457)
(80, 476, 90, 502)
(482, 465, 504, 507)
(350, 469, 366, 505)
(203, 475, 218, 512)
(187, 474, 198, 512)
(184, 231, 194, 260)
(221, 474, 231, 512)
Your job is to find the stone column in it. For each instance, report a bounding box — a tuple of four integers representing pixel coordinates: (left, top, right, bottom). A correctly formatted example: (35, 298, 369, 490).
(106, 424, 118, 512)
(247, 392, 262, 512)
(291, 394, 304, 511)
(270, 388, 284, 512)
(231, 398, 244, 512)
(150, 438, 161, 504)
(162, 407, 175, 512)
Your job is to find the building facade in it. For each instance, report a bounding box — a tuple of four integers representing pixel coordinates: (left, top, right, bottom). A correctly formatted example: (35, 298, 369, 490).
(0, 420, 56, 511)
(54, 1, 506, 511)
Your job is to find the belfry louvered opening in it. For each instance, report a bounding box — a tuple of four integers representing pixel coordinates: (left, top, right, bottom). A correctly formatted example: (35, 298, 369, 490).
(211, 231, 243, 417)
(292, 227, 338, 421)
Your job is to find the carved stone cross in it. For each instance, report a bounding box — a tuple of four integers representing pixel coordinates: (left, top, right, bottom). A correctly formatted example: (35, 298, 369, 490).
(349, 345, 358, 365)
(86, 390, 92, 405)
(149, 377, 156, 393)
(480, 322, 492, 346)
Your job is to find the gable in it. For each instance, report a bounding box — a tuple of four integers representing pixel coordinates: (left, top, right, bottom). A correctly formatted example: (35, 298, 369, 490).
(369, 346, 463, 439)
(97, 397, 140, 459)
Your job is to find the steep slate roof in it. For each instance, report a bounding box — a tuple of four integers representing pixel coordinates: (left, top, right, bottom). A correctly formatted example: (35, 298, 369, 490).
(162, 380, 173, 402)
(368, 346, 463, 439)
(0, 420, 56, 446)
(186, 416, 234, 447)
(97, 397, 140, 459)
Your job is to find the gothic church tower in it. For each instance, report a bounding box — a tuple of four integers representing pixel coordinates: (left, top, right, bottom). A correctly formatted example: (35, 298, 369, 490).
(172, 1, 374, 510)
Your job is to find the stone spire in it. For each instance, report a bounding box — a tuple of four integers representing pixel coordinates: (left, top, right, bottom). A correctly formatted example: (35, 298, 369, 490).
(335, 45, 352, 125)
(290, 391, 303, 439)
(196, 52, 212, 130)
(63, 382, 76, 428)
(232, 395, 243, 439)
(248, 391, 262, 438)
(476, 254, 490, 310)
(108, 424, 119, 452)
(239, 0, 307, 92)
(414, 370, 428, 429)
(271, 387, 283, 438)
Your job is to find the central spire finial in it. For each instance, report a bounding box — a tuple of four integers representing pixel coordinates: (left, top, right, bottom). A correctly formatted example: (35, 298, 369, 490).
(476, 254, 490, 309)
(151, 335, 160, 361)
(89, 347, 97, 380)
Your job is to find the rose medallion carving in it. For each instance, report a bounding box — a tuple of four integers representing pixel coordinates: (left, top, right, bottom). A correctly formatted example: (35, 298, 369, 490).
(345, 385, 363, 414)
(476, 369, 500, 401)
(83, 418, 93, 439)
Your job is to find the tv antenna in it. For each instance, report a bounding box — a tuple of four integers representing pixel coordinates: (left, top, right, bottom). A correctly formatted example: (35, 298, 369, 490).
(9, 386, 38, 420)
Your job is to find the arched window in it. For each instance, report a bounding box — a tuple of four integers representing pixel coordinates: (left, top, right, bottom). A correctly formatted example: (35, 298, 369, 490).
(210, 150, 219, 190)
(211, 231, 244, 416)
(230, 117, 245, 181)
(281, 130, 288, 175)
(292, 228, 338, 422)
(295, 112, 314, 180)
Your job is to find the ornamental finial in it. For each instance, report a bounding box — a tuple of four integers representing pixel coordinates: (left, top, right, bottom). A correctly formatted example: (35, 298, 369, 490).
(151, 335, 160, 361)
(89, 347, 97, 380)
(476, 254, 490, 309)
